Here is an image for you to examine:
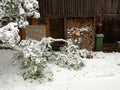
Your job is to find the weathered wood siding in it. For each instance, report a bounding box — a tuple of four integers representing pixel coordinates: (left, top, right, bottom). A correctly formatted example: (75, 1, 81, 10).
(38, 0, 119, 18)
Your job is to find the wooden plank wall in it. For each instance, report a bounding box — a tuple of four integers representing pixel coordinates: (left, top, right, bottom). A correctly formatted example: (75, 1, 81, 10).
(38, 0, 119, 18)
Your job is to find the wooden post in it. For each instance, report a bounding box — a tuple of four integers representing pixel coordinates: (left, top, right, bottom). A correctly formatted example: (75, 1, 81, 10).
(64, 18, 67, 39)
(27, 17, 39, 25)
(46, 18, 50, 37)
(96, 17, 103, 34)
(19, 28, 26, 40)
(32, 18, 39, 25)
(93, 17, 96, 50)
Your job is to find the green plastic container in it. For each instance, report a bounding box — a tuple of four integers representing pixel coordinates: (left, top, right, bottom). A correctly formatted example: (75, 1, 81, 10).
(95, 34, 104, 51)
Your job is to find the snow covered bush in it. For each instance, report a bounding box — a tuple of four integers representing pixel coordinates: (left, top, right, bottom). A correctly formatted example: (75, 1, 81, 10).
(0, 0, 40, 48)
(0, 0, 40, 27)
(0, 22, 20, 48)
(15, 37, 84, 82)
(55, 40, 84, 70)
(15, 38, 53, 82)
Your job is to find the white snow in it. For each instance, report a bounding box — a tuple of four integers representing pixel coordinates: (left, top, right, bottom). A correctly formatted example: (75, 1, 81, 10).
(0, 49, 120, 90)
(33, 12, 40, 18)
(0, 22, 20, 47)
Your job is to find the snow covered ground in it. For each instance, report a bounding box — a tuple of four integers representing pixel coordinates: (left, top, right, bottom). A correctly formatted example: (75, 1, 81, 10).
(0, 49, 120, 90)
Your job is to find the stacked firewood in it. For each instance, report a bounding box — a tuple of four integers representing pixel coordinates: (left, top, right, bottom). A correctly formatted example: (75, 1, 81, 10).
(66, 18, 93, 29)
(66, 18, 95, 50)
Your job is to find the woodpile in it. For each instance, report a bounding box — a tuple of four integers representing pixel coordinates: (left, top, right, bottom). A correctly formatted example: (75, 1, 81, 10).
(66, 18, 94, 29)
(66, 18, 95, 50)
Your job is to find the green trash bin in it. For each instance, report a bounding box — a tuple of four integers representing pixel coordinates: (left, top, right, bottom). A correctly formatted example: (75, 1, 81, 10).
(95, 34, 104, 51)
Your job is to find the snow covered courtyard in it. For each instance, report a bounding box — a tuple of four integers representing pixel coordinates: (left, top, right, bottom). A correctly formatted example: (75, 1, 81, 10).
(0, 49, 120, 90)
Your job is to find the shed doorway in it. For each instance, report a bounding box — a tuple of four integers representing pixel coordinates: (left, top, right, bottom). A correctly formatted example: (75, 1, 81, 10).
(102, 17, 120, 51)
(49, 18, 65, 39)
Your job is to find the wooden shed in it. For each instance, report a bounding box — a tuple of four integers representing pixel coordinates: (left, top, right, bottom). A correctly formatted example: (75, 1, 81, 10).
(37, 0, 120, 51)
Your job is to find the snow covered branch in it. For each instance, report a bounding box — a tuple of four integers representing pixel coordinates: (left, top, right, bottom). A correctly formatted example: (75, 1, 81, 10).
(0, 0, 40, 27)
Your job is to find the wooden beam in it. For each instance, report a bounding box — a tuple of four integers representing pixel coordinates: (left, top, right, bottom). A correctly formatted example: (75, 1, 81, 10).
(46, 18, 50, 37)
